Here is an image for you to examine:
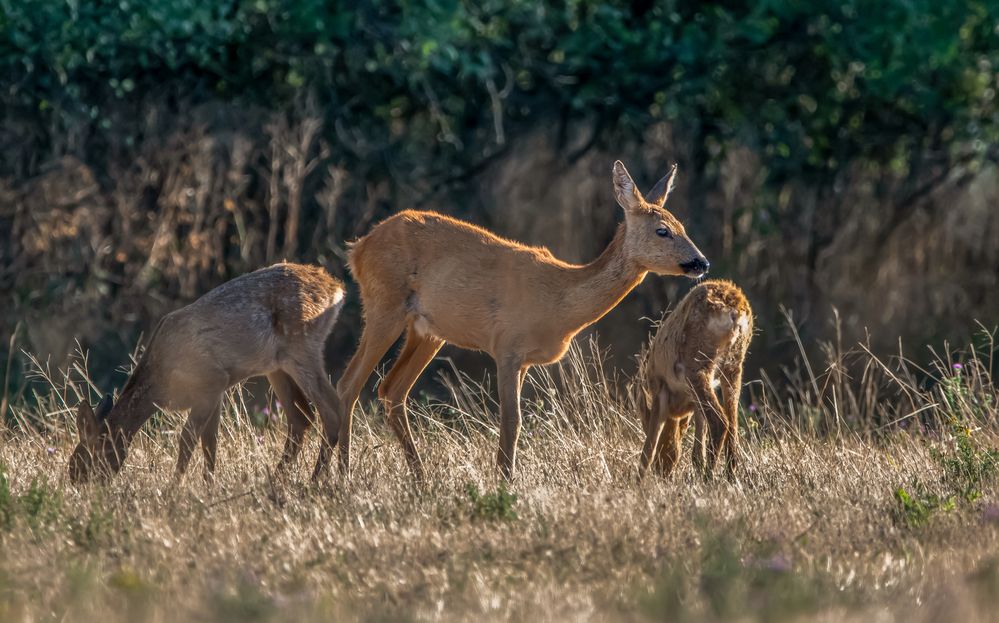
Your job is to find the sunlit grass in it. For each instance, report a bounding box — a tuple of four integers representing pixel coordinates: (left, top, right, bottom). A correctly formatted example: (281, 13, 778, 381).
(0, 327, 997, 621)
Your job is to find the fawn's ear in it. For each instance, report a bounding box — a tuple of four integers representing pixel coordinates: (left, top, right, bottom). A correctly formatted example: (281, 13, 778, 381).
(613, 160, 644, 213)
(644, 163, 678, 209)
(76, 401, 99, 443)
(95, 393, 114, 421)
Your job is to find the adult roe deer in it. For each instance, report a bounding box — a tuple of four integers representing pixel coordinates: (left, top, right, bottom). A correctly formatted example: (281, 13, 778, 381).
(69, 262, 345, 484)
(636, 279, 753, 481)
(333, 160, 709, 481)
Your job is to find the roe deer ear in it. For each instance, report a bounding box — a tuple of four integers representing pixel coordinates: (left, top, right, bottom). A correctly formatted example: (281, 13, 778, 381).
(612, 160, 644, 213)
(644, 163, 678, 208)
(95, 393, 114, 421)
(76, 401, 99, 443)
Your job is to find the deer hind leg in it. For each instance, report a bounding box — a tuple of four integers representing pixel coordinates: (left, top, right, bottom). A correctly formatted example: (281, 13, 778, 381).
(267, 370, 313, 471)
(718, 360, 745, 481)
(175, 398, 222, 481)
(378, 327, 444, 482)
(282, 357, 344, 482)
(691, 371, 728, 480)
(496, 355, 527, 480)
(639, 384, 668, 479)
(334, 309, 407, 477)
(198, 400, 223, 483)
(655, 410, 693, 478)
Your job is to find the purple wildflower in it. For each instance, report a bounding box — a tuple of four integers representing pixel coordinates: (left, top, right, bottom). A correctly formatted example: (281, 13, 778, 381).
(748, 404, 758, 413)
(256, 435, 265, 445)
(952, 363, 963, 371)
(46, 447, 55, 455)
(763, 553, 792, 573)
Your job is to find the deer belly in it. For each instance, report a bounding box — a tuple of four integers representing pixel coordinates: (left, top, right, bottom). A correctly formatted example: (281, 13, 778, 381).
(409, 301, 488, 350)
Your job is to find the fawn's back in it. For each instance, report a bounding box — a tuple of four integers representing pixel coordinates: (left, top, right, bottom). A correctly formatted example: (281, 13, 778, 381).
(146, 262, 345, 400)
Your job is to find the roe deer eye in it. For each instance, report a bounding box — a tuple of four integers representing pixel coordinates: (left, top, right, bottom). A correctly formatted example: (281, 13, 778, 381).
(656, 227, 672, 238)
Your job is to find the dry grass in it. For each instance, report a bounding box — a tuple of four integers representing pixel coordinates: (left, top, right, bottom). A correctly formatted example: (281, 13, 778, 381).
(1, 332, 998, 622)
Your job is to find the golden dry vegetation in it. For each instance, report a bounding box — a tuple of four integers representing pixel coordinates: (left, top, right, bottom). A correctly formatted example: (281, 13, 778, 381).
(1, 333, 998, 622)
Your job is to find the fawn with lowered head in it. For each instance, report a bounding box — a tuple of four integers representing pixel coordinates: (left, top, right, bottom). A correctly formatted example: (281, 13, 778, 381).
(333, 160, 709, 481)
(636, 279, 753, 481)
(70, 262, 345, 484)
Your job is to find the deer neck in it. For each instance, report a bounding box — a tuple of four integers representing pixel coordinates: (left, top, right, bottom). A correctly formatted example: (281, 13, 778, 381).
(561, 224, 646, 333)
(106, 363, 159, 442)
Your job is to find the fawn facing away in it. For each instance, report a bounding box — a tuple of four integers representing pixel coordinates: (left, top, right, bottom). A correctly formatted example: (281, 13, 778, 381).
(636, 279, 753, 481)
(69, 262, 345, 484)
(334, 160, 709, 481)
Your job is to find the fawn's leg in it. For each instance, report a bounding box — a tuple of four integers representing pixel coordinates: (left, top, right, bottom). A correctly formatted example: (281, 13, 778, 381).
(718, 361, 745, 481)
(267, 371, 313, 470)
(639, 415, 666, 480)
(691, 372, 728, 479)
(496, 355, 527, 480)
(176, 398, 221, 481)
(640, 386, 668, 479)
(198, 400, 223, 482)
(655, 411, 693, 478)
(285, 360, 344, 482)
(692, 413, 707, 477)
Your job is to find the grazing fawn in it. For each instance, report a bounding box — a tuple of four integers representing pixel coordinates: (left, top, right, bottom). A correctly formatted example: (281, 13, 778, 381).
(636, 279, 753, 480)
(69, 262, 345, 484)
(333, 160, 709, 481)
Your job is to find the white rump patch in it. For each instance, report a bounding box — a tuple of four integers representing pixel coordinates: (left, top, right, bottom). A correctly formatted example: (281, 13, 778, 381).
(331, 288, 345, 306)
(710, 377, 721, 390)
(414, 315, 436, 338)
(736, 312, 750, 334)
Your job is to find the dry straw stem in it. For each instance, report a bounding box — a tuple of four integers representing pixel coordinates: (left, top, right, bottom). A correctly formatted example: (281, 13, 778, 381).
(0, 327, 998, 622)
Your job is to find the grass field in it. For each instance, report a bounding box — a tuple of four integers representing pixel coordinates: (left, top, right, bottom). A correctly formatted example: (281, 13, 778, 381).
(1, 334, 998, 622)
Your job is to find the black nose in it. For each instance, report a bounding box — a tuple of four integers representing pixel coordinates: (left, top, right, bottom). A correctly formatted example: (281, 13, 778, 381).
(680, 257, 709, 275)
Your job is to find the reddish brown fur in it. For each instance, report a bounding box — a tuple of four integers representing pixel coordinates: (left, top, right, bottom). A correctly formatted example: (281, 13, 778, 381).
(70, 262, 346, 484)
(335, 161, 709, 480)
(637, 279, 753, 480)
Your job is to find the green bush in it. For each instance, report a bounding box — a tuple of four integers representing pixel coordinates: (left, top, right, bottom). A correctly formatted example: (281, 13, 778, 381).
(19, 478, 63, 529)
(0, 465, 67, 532)
(894, 417, 999, 527)
(2, 0, 996, 181)
(71, 502, 114, 550)
(465, 481, 518, 521)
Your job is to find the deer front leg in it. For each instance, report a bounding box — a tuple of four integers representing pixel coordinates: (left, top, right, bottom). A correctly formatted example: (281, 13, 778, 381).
(175, 399, 220, 481)
(199, 400, 222, 483)
(718, 362, 745, 481)
(638, 416, 666, 480)
(692, 412, 707, 478)
(496, 355, 526, 480)
(691, 372, 728, 480)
